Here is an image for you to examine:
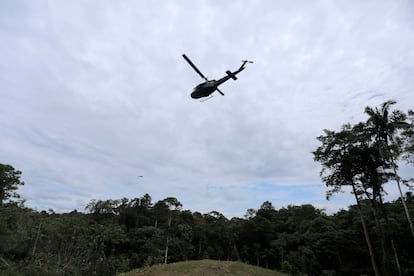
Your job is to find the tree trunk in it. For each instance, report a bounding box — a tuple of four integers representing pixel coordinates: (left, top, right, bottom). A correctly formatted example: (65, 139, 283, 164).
(280, 246, 284, 268)
(164, 236, 169, 264)
(366, 192, 390, 274)
(391, 240, 402, 276)
(164, 214, 172, 264)
(393, 166, 414, 238)
(387, 142, 414, 238)
(352, 184, 380, 276)
(32, 222, 42, 258)
(0, 257, 9, 267)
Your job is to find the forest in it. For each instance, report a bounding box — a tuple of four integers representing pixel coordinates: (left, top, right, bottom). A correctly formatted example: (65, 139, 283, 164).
(1, 100, 414, 276)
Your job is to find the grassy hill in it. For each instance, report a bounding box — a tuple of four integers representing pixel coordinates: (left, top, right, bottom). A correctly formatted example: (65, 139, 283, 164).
(119, 259, 288, 276)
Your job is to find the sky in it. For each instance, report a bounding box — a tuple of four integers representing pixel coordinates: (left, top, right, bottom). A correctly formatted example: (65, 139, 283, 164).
(1, 1, 413, 218)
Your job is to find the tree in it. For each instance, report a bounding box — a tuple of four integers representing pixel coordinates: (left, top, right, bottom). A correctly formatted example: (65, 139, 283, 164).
(365, 101, 414, 238)
(314, 101, 414, 275)
(0, 164, 24, 206)
(159, 197, 182, 264)
(314, 124, 381, 276)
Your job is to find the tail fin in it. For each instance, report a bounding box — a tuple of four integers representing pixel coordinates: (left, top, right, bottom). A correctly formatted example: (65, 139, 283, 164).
(226, 70, 238, 80)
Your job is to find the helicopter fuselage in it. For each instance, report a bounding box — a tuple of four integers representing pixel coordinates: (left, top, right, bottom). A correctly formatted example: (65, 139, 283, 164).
(191, 80, 217, 99)
(190, 70, 242, 99)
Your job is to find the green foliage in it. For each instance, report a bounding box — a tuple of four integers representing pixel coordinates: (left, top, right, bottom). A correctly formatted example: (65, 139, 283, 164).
(0, 163, 24, 206)
(1, 191, 414, 275)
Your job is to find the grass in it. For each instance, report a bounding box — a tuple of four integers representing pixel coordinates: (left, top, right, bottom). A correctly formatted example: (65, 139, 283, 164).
(119, 259, 288, 276)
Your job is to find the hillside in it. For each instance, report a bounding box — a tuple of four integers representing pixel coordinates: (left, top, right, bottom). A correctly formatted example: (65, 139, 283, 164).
(119, 260, 288, 276)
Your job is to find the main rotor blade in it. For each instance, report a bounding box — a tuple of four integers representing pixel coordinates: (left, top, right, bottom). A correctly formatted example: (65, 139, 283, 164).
(216, 88, 224, 96)
(182, 54, 208, 81)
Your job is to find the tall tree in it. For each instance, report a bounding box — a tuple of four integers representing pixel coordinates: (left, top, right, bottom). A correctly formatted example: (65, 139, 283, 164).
(314, 124, 380, 276)
(364, 100, 414, 238)
(314, 101, 414, 275)
(160, 197, 182, 264)
(0, 164, 24, 206)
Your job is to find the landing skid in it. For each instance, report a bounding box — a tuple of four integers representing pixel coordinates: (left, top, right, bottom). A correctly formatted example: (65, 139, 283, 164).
(200, 96, 214, 102)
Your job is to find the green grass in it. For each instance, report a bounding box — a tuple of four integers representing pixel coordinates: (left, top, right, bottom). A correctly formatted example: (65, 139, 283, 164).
(119, 259, 288, 276)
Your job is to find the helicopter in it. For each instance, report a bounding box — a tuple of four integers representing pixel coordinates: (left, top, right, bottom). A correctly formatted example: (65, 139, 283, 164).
(182, 54, 253, 100)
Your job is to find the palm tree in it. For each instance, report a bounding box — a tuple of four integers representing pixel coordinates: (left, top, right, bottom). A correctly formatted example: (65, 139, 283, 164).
(364, 100, 414, 238)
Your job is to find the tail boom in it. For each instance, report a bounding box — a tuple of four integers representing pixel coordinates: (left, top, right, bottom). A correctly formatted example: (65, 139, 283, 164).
(226, 70, 238, 80)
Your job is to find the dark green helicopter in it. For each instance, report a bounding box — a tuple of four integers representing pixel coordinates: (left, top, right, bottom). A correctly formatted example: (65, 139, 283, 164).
(182, 54, 253, 100)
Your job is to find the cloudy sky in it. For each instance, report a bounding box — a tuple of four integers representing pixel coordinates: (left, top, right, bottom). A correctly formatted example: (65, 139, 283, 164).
(1, 1, 413, 218)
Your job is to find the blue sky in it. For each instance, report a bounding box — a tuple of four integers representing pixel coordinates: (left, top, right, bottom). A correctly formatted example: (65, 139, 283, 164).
(1, 0, 413, 218)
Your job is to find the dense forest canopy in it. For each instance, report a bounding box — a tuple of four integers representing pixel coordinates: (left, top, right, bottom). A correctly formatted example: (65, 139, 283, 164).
(1, 101, 414, 276)
(1, 186, 413, 275)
